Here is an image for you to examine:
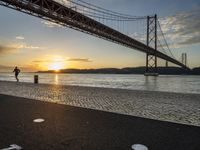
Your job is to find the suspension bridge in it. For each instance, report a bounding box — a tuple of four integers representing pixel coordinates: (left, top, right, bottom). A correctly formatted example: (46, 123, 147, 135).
(0, 0, 190, 75)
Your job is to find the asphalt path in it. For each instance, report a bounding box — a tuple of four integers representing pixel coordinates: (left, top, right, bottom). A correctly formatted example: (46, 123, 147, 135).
(0, 94, 200, 150)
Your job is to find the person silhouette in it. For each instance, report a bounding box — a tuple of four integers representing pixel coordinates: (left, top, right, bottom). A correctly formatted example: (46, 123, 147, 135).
(13, 66, 20, 82)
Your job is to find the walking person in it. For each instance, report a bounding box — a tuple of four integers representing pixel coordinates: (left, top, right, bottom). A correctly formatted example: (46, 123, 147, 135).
(13, 66, 20, 82)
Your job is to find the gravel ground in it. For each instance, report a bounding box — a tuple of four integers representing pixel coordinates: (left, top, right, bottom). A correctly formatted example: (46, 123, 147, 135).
(0, 81, 200, 126)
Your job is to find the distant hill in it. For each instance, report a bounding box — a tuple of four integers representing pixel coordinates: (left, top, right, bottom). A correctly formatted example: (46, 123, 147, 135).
(192, 67, 200, 75)
(38, 66, 200, 75)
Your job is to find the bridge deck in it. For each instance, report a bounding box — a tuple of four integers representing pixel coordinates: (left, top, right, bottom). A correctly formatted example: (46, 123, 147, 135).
(0, 0, 189, 69)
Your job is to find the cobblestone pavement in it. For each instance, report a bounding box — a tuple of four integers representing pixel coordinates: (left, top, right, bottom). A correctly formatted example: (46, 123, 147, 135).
(0, 81, 200, 126)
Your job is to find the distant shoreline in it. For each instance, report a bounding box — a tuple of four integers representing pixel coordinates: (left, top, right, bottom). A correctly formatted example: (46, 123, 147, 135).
(37, 66, 200, 75)
(1, 66, 200, 75)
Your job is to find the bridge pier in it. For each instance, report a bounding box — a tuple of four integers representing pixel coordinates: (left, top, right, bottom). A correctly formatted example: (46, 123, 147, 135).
(145, 15, 159, 76)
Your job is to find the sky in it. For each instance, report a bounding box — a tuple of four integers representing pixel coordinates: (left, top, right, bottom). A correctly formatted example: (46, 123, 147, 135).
(0, 0, 200, 72)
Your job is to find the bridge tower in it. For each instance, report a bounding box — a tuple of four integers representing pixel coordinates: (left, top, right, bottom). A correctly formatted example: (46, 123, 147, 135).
(145, 14, 159, 76)
(181, 53, 187, 67)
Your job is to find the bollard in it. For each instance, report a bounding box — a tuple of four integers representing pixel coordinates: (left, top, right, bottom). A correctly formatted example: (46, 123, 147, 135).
(34, 75, 39, 84)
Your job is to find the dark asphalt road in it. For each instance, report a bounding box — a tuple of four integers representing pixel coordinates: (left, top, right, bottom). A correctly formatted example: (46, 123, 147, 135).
(0, 94, 200, 150)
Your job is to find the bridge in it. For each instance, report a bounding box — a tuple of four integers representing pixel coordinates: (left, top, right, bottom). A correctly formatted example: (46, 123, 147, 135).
(0, 0, 190, 74)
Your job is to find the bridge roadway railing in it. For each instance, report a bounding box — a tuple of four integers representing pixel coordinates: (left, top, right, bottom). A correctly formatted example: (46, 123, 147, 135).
(0, 0, 189, 69)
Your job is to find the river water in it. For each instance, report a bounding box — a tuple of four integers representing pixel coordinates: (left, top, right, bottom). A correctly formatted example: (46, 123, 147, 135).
(0, 73, 200, 94)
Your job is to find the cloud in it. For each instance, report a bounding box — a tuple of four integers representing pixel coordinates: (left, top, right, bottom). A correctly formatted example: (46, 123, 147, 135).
(0, 65, 37, 72)
(0, 43, 41, 55)
(33, 60, 54, 63)
(159, 6, 200, 48)
(0, 65, 13, 69)
(67, 58, 92, 62)
(41, 20, 64, 28)
(16, 36, 25, 40)
(0, 65, 15, 72)
(32, 60, 48, 63)
(33, 58, 92, 63)
(21, 44, 40, 49)
(0, 44, 19, 55)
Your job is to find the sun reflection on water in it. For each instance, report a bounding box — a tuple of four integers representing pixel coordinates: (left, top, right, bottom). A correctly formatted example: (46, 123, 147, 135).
(55, 74, 59, 85)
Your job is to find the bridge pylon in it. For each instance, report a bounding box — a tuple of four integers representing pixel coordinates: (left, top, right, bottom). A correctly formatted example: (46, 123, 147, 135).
(181, 53, 187, 67)
(145, 14, 159, 76)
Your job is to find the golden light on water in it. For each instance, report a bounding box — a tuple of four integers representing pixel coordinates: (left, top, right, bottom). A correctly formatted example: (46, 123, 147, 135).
(55, 74, 59, 84)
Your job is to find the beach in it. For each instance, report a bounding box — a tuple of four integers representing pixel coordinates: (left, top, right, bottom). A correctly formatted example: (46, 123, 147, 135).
(0, 81, 200, 127)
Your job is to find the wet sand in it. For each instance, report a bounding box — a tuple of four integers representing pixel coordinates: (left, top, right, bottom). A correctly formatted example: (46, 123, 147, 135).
(0, 81, 200, 127)
(0, 94, 200, 150)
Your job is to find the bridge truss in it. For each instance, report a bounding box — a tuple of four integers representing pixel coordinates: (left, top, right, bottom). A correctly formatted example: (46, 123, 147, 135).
(0, 0, 190, 72)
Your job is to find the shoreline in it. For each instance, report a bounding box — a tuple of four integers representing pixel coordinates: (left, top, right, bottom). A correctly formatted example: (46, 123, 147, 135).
(1, 80, 200, 95)
(0, 80, 200, 127)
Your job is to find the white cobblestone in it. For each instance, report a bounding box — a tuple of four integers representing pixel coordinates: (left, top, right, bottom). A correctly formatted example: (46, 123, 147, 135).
(0, 81, 200, 126)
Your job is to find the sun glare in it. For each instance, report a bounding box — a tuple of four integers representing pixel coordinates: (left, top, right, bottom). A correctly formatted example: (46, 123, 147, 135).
(49, 62, 63, 71)
(47, 56, 67, 71)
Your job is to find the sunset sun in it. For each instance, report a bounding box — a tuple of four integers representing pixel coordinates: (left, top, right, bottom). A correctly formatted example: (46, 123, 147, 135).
(49, 62, 64, 71)
(47, 56, 67, 71)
